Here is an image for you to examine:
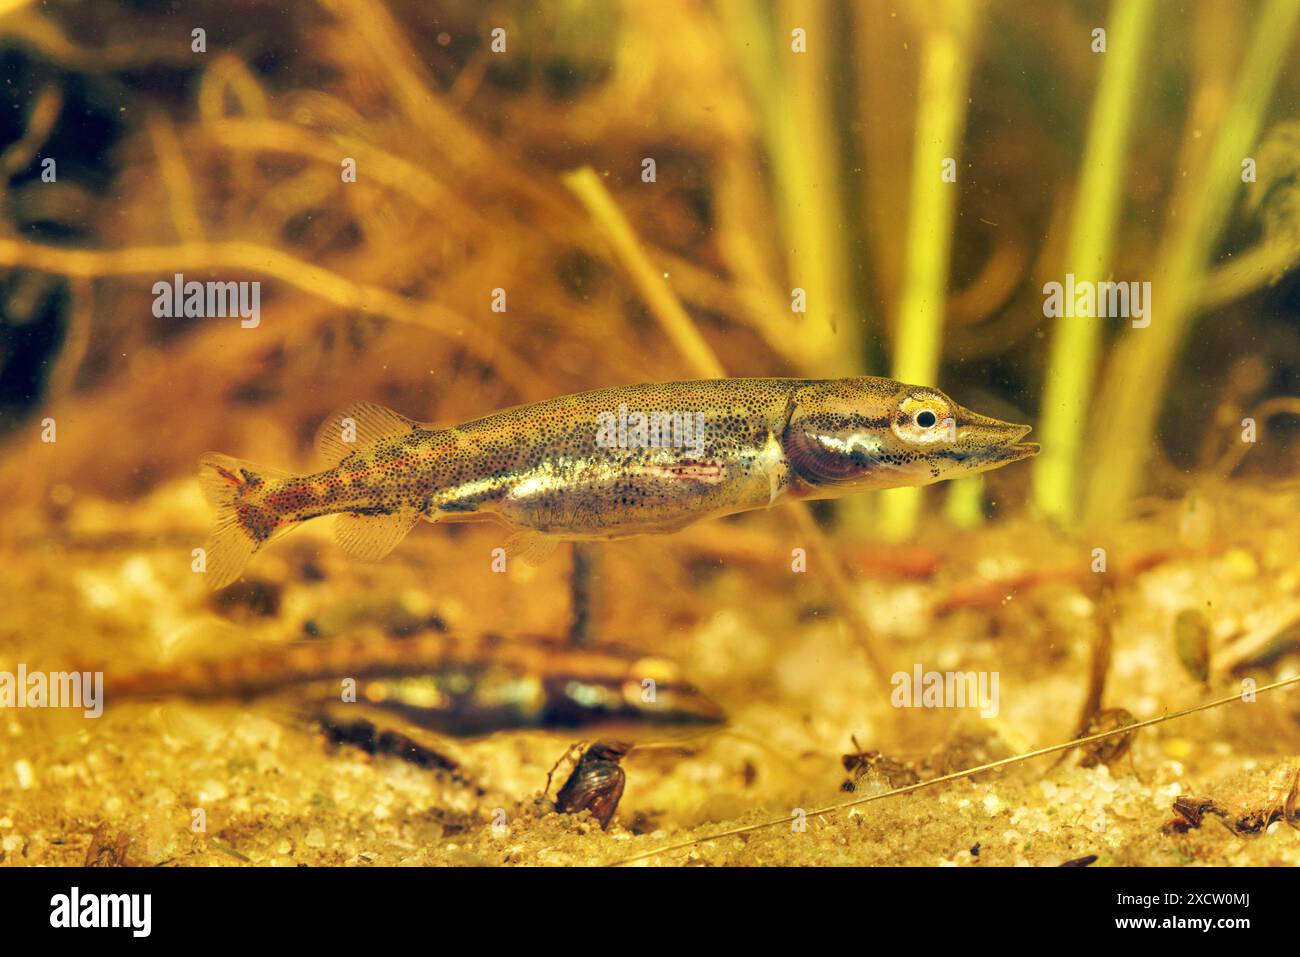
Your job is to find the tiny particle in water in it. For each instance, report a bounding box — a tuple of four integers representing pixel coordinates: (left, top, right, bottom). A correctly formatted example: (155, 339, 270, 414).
(13, 760, 35, 790)
(1173, 608, 1211, 682)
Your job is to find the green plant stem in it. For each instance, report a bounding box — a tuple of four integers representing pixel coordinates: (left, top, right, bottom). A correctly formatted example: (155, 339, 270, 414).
(1031, 0, 1157, 523)
(719, 0, 859, 376)
(1085, 0, 1300, 525)
(879, 2, 976, 540)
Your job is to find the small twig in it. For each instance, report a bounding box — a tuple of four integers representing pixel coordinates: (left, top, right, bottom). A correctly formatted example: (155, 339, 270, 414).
(543, 742, 586, 801)
(207, 837, 252, 863)
(1284, 765, 1300, 830)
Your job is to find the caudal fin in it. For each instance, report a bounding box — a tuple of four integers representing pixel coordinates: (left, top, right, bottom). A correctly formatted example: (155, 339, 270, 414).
(198, 453, 295, 589)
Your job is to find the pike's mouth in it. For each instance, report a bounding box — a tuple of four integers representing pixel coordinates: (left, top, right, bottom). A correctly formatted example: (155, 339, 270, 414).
(997, 441, 1041, 464)
(928, 433, 1038, 471)
(984, 422, 1039, 464)
(956, 417, 1039, 466)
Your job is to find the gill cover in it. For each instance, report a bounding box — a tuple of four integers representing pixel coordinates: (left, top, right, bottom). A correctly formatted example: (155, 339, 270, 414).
(780, 377, 1012, 489)
(781, 378, 922, 485)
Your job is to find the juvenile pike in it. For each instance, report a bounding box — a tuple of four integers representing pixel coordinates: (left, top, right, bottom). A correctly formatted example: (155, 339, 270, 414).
(104, 631, 724, 733)
(200, 377, 1038, 588)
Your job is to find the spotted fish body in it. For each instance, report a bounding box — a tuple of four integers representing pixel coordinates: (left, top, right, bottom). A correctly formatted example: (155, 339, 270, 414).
(200, 377, 1037, 588)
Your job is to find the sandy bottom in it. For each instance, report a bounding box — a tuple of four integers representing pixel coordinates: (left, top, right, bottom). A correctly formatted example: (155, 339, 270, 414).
(1, 480, 1298, 866)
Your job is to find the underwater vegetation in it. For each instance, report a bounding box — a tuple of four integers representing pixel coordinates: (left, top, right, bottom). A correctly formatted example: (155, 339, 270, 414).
(0, 0, 1298, 871)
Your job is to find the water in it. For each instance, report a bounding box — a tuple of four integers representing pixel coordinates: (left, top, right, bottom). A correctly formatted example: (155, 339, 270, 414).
(0, 0, 1297, 868)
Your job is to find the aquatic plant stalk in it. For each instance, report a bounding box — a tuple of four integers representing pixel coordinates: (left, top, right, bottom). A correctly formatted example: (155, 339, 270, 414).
(1031, 0, 1156, 523)
(1085, 0, 1300, 524)
(564, 167, 726, 379)
(878, 2, 976, 540)
(1198, 238, 1300, 314)
(943, 473, 985, 528)
(146, 115, 205, 243)
(718, 0, 859, 376)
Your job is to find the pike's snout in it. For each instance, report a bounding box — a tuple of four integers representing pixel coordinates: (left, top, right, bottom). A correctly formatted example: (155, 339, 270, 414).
(953, 405, 1040, 464)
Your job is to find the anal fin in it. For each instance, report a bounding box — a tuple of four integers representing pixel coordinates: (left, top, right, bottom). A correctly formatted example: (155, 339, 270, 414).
(333, 508, 420, 561)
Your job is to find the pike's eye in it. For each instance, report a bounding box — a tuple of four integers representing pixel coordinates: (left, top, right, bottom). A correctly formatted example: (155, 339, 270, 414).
(893, 391, 955, 446)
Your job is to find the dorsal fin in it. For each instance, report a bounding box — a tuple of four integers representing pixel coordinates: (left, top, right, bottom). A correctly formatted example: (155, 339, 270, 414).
(315, 401, 419, 465)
